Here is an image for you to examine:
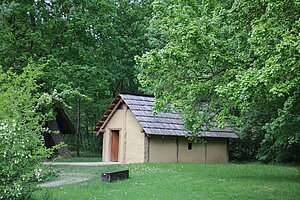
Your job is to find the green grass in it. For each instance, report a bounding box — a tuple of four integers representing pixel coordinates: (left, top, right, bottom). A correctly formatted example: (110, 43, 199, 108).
(52, 156, 101, 162)
(34, 163, 300, 200)
(51, 151, 102, 162)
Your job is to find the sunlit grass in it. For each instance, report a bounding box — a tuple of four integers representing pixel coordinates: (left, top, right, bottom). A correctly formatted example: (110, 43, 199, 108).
(34, 163, 300, 200)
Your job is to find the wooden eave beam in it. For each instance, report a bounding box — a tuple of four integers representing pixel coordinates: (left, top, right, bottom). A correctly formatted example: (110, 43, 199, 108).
(97, 98, 123, 135)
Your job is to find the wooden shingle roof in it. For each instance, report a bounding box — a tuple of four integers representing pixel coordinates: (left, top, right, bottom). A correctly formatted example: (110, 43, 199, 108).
(94, 94, 238, 139)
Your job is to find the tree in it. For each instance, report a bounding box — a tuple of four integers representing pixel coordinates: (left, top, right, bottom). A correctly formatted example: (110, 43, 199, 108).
(136, 0, 300, 162)
(0, 62, 50, 199)
(0, 0, 153, 153)
(0, 1, 37, 72)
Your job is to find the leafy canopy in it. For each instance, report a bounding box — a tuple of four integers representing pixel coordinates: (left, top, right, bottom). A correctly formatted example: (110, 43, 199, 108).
(136, 0, 300, 162)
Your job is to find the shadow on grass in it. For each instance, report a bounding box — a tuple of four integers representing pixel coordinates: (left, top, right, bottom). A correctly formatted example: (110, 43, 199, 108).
(231, 174, 299, 183)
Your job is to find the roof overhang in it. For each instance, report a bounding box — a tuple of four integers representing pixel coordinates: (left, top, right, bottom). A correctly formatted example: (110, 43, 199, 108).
(93, 95, 123, 135)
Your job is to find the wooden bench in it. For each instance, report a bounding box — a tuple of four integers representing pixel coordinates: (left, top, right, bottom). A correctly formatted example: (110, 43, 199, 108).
(101, 170, 129, 182)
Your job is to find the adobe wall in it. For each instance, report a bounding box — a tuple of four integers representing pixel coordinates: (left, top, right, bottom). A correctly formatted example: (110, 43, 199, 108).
(206, 138, 228, 163)
(178, 137, 206, 163)
(148, 136, 177, 162)
(102, 110, 124, 163)
(148, 136, 228, 163)
(124, 109, 145, 163)
(102, 104, 145, 164)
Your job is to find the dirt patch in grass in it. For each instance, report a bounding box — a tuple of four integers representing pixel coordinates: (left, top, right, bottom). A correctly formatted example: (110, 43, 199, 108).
(38, 173, 92, 187)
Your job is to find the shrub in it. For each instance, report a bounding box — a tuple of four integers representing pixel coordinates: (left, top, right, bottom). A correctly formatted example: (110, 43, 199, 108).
(0, 63, 50, 199)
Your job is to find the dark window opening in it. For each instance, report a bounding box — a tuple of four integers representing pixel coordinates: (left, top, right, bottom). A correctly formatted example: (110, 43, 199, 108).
(188, 143, 192, 150)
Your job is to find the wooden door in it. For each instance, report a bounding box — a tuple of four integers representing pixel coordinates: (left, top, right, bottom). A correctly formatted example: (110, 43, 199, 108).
(111, 130, 119, 162)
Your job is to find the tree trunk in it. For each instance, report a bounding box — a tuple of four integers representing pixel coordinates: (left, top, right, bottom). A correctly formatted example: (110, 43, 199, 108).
(76, 97, 81, 157)
(86, 120, 90, 150)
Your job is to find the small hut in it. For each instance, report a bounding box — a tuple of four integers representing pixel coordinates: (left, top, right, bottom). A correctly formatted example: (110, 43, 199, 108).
(94, 94, 238, 164)
(44, 107, 76, 157)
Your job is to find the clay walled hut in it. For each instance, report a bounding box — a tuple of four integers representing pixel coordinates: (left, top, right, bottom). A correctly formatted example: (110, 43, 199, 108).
(94, 94, 238, 163)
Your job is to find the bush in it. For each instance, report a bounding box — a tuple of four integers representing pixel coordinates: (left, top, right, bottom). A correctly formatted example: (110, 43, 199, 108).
(0, 63, 50, 199)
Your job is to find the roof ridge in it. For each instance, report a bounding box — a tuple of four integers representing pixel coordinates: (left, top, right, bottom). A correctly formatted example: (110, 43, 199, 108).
(119, 92, 154, 97)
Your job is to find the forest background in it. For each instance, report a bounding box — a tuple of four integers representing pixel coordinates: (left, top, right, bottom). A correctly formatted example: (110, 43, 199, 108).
(0, 0, 299, 164)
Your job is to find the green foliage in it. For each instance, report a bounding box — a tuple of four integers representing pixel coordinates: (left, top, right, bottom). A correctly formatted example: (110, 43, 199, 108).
(38, 89, 90, 120)
(0, 63, 50, 199)
(136, 0, 300, 162)
(0, 0, 153, 153)
(136, 0, 238, 130)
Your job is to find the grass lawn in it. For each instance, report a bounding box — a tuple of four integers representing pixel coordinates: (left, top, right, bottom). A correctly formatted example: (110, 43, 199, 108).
(52, 156, 101, 162)
(34, 163, 299, 200)
(50, 151, 102, 162)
